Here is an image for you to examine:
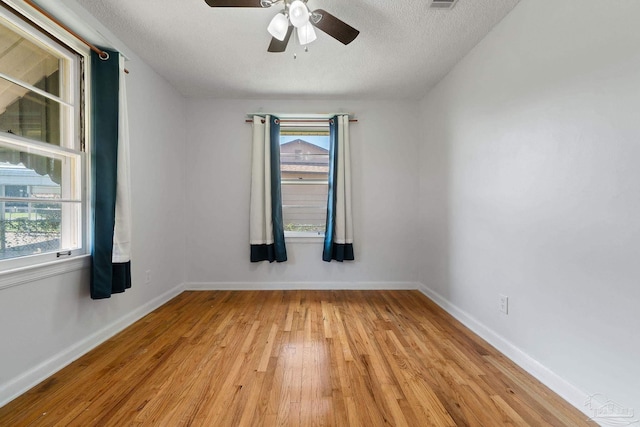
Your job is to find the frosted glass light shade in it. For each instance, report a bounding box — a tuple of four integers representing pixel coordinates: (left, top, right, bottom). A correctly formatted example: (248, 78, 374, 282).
(288, 0, 309, 28)
(267, 13, 289, 41)
(297, 21, 316, 45)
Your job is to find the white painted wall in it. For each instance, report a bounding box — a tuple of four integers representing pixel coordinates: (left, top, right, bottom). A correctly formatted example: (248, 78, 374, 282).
(5, 0, 638, 418)
(185, 99, 420, 288)
(0, 13, 187, 404)
(419, 0, 640, 414)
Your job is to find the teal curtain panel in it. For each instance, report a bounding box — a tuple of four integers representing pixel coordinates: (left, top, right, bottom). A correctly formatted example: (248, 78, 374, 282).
(90, 49, 132, 299)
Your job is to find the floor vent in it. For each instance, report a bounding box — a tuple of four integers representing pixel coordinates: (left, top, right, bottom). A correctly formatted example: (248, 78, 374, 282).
(429, 0, 459, 9)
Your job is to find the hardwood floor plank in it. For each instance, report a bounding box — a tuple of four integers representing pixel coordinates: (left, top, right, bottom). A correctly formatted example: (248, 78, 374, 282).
(0, 291, 595, 426)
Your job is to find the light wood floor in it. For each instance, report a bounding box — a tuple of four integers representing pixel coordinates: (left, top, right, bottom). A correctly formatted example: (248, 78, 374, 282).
(0, 291, 594, 426)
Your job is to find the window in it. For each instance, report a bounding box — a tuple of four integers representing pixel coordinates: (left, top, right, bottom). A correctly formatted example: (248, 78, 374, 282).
(280, 122, 329, 238)
(0, 5, 86, 270)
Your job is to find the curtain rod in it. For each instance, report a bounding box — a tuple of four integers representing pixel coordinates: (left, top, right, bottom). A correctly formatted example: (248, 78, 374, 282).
(245, 118, 358, 124)
(23, 0, 129, 74)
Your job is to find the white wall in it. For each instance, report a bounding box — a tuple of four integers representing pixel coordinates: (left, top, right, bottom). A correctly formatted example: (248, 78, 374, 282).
(185, 99, 420, 288)
(419, 0, 640, 414)
(7, 0, 638, 416)
(0, 38, 187, 405)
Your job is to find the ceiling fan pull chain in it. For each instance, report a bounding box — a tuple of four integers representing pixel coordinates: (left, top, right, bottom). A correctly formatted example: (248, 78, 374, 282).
(293, 31, 297, 59)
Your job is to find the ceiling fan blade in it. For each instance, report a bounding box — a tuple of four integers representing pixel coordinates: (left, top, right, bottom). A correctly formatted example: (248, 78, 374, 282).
(204, 0, 265, 7)
(267, 26, 293, 52)
(310, 9, 359, 45)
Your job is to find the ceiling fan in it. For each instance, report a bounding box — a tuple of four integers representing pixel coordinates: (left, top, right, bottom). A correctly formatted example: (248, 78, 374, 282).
(204, 0, 359, 53)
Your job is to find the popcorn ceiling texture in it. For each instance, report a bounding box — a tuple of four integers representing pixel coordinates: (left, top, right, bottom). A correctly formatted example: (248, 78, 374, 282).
(75, 0, 520, 100)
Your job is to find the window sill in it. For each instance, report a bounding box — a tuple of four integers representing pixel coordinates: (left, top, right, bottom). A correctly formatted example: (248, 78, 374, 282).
(285, 231, 325, 244)
(0, 254, 91, 291)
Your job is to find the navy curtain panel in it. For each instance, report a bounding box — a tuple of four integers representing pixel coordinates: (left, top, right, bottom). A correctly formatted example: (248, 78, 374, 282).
(249, 115, 287, 262)
(90, 49, 132, 299)
(323, 115, 354, 262)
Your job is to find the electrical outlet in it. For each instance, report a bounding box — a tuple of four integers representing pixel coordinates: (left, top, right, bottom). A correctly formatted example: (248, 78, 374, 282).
(499, 294, 509, 314)
(145, 270, 151, 284)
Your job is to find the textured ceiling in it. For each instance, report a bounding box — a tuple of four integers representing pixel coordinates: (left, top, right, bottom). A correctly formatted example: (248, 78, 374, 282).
(73, 0, 521, 100)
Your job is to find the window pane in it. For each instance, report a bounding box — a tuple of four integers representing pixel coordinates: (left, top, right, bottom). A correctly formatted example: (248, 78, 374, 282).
(280, 134, 329, 235)
(0, 75, 62, 145)
(0, 8, 83, 269)
(0, 147, 63, 196)
(282, 183, 328, 233)
(0, 147, 82, 258)
(280, 137, 329, 181)
(283, 206, 327, 234)
(0, 22, 61, 97)
(282, 183, 328, 206)
(0, 200, 80, 260)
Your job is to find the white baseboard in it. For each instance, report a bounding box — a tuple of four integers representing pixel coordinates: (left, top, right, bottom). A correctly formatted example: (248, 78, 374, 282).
(417, 283, 592, 419)
(0, 282, 185, 408)
(185, 281, 420, 291)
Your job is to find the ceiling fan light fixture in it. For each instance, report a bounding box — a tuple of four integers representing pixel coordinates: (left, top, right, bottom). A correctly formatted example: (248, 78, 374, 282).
(268, 12, 289, 41)
(297, 21, 316, 45)
(288, 0, 310, 28)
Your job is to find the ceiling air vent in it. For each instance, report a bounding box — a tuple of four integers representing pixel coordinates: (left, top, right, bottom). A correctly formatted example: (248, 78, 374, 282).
(429, 0, 459, 9)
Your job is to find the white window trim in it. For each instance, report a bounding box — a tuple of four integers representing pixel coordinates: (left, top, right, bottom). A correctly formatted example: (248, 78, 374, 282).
(0, 254, 90, 291)
(0, 1, 92, 275)
(284, 233, 325, 243)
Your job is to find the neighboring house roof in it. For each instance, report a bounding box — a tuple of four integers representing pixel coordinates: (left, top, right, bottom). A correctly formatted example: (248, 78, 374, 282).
(280, 139, 329, 175)
(281, 139, 328, 154)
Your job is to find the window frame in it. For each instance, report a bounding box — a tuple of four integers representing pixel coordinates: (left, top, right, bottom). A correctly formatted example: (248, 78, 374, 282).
(0, 1, 91, 275)
(279, 121, 330, 242)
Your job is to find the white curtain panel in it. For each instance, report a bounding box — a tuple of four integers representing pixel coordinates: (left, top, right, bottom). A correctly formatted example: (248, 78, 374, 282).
(249, 115, 274, 246)
(323, 114, 354, 262)
(334, 115, 353, 246)
(112, 54, 132, 264)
